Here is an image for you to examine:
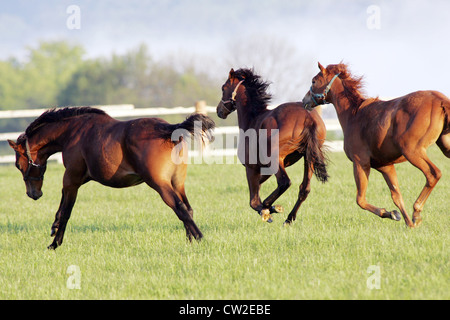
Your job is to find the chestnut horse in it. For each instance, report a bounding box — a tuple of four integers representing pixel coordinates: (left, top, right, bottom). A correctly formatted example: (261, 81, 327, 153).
(217, 68, 329, 224)
(8, 107, 215, 249)
(303, 62, 450, 227)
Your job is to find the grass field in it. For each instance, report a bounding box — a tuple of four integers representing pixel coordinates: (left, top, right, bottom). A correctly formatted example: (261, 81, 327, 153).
(0, 146, 448, 300)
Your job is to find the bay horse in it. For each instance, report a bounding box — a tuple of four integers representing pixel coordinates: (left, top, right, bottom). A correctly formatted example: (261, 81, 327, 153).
(217, 68, 329, 224)
(8, 107, 215, 249)
(303, 62, 450, 227)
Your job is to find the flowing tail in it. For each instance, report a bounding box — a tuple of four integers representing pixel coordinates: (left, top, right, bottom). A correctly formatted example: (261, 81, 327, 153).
(303, 123, 330, 183)
(443, 100, 450, 131)
(155, 113, 216, 144)
(437, 100, 450, 158)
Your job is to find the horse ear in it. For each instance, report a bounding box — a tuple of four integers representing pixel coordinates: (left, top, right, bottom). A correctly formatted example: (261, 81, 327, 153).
(229, 68, 235, 79)
(7, 139, 18, 151)
(318, 62, 326, 73)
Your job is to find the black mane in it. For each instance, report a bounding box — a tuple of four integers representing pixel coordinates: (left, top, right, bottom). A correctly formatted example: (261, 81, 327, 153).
(24, 107, 106, 139)
(233, 68, 272, 116)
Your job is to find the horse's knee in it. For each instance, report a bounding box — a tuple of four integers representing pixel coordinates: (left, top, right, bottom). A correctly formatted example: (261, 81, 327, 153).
(279, 179, 291, 193)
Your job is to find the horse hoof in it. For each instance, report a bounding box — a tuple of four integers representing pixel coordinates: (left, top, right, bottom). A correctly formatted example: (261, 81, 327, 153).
(271, 205, 284, 214)
(283, 220, 292, 227)
(390, 210, 401, 221)
(260, 209, 273, 223)
(413, 216, 423, 227)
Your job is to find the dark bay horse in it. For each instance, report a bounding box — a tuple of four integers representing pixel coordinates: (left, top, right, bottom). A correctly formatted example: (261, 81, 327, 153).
(303, 62, 450, 227)
(217, 68, 329, 224)
(8, 107, 215, 249)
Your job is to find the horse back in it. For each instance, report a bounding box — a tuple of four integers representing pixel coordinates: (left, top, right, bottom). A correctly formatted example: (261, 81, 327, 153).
(257, 102, 326, 163)
(261, 102, 326, 140)
(75, 116, 179, 187)
(350, 90, 449, 166)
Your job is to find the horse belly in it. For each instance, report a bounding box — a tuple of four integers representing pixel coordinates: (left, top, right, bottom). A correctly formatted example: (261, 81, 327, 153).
(369, 138, 406, 167)
(86, 152, 143, 188)
(109, 173, 143, 188)
(94, 170, 143, 188)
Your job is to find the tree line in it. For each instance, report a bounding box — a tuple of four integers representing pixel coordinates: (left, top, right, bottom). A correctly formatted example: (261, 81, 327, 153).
(0, 41, 220, 111)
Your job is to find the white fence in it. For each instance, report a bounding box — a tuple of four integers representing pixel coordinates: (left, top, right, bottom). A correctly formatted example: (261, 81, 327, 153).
(0, 104, 343, 164)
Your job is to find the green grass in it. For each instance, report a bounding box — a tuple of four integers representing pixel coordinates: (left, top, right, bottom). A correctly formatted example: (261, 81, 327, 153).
(0, 146, 448, 299)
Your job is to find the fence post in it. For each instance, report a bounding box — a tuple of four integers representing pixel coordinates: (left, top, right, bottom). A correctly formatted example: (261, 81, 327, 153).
(195, 100, 207, 115)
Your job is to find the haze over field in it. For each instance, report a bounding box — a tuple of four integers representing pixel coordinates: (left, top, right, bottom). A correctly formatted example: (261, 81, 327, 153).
(1, 0, 450, 101)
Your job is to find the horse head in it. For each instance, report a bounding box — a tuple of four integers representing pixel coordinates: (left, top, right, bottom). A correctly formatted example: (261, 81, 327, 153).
(8, 134, 47, 200)
(303, 62, 341, 111)
(216, 68, 245, 119)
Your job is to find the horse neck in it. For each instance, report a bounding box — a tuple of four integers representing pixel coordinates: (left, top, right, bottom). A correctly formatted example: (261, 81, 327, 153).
(28, 122, 70, 158)
(235, 99, 267, 131)
(328, 86, 361, 132)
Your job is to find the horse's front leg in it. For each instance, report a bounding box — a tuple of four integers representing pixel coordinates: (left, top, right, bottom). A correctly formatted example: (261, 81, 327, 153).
(353, 162, 401, 222)
(262, 164, 291, 215)
(246, 167, 273, 222)
(152, 182, 203, 241)
(50, 190, 65, 237)
(48, 185, 79, 250)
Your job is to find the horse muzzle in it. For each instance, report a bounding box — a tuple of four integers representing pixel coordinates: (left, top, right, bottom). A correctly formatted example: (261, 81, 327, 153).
(216, 101, 231, 119)
(27, 189, 43, 200)
(302, 92, 314, 111)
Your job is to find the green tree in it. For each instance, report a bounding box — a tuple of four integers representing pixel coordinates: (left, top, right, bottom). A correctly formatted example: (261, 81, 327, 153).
(57, 46, 150, 107)
(23, 41, 85, 108)
(58, 44, 220, 109)
(0, 59, 23, 109)
(0, 41, 84, 110)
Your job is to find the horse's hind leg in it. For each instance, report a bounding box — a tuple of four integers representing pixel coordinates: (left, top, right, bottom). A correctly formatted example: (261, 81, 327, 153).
(353, 162, 407, 224)
(403, 150, 442, 227)
(285, 158, 313, 225)
(376, 165, 412, 226)
(171, 171, 194, 218)
(153, 182, 203, 241)
(174, 184, 193, 218)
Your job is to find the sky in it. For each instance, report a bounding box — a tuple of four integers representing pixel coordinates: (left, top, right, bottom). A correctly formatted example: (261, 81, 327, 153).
(1, 0, 450, 101)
